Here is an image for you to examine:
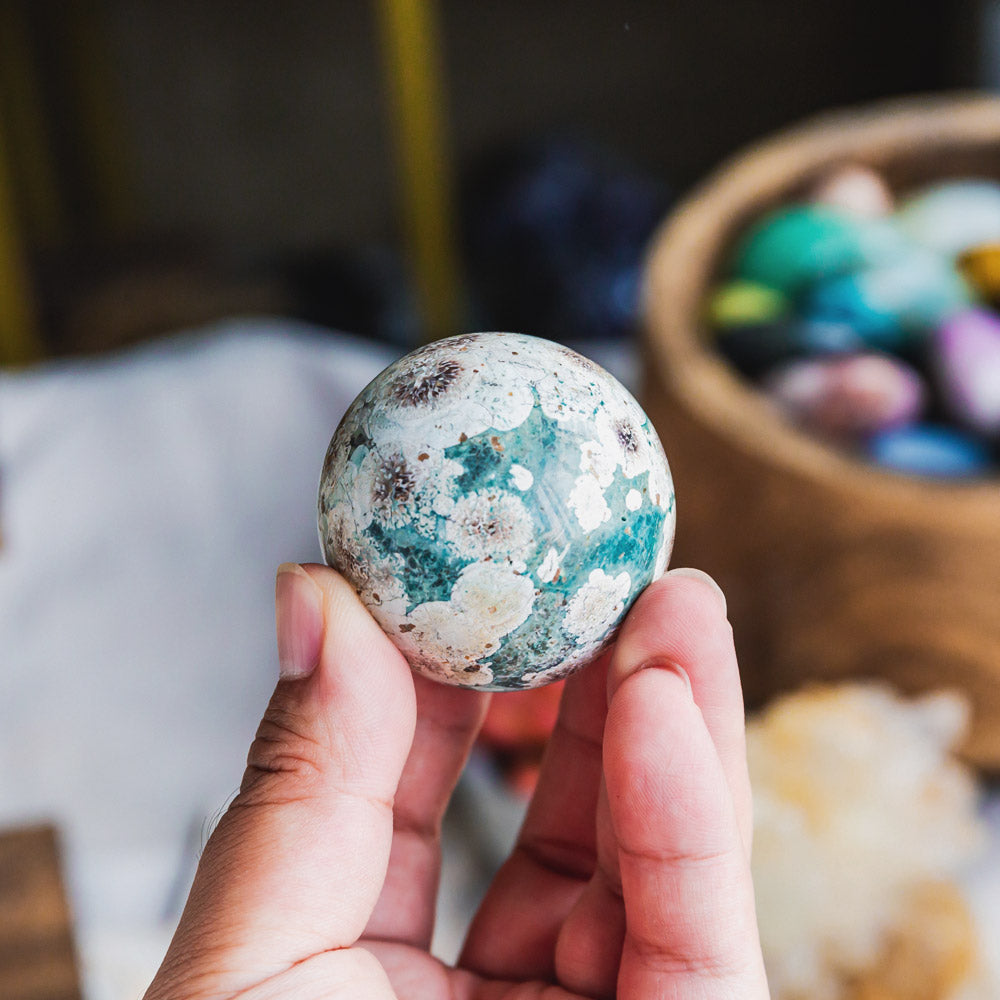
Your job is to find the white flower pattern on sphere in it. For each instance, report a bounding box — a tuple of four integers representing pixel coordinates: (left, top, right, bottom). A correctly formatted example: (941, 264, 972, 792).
(568, 474, 613, 532)
(564, 569, 632, 646)
(318, 332, 675, 690)
(445, 489, 534, 564)
(398, 561, 536, 686)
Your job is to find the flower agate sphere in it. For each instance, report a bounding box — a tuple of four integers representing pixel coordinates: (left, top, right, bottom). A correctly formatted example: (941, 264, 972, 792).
(317, 332, 676, 690)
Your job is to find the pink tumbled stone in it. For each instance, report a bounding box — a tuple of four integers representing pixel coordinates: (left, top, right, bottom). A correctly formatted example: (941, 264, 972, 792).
(809, 164, 894, 218)
(764, 352, 926, 439)
(934, 308, 1000, 436)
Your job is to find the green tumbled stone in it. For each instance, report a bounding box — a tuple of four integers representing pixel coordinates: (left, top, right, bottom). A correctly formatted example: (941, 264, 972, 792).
(730, 205, 908, 295)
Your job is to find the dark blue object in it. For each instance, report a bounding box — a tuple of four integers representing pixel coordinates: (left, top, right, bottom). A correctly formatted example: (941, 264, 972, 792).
(866, 424, 993, 478)
(461, 138, 672, 342)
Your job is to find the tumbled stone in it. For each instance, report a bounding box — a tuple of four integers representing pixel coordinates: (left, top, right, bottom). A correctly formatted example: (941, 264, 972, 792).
(763, 353, 926, 439)
(707, 280, 790, 327)
(866, 424, 992, 478)
(933, 308, 1000, 437)
(809, 163, 894, 217)
(896, 179, 1000, 257)
(803, 251, 971, 350)
(957, 242, 1000, 302)
(731, 205, 908, 295)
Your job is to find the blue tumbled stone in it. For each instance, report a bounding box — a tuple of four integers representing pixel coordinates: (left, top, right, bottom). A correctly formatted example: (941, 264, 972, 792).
(866, 424, 992, 478)
(803, 251, 971, 351)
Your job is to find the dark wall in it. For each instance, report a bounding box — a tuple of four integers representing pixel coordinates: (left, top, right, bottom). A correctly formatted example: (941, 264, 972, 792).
(84, 0, 966, 257)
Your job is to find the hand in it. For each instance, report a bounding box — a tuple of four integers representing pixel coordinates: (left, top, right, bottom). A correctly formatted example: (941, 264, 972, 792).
(145, 563, 768, 999)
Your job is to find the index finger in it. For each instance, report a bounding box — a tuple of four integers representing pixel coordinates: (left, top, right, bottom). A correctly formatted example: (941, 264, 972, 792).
(364, 674, 490, 949)
(607, 568, 753, 855)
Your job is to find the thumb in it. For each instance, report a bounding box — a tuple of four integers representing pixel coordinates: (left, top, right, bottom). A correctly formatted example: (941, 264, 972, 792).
(148, 563, 416, 998)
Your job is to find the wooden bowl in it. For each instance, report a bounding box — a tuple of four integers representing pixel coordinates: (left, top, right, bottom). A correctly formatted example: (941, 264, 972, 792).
(641, 93, 1000, 768)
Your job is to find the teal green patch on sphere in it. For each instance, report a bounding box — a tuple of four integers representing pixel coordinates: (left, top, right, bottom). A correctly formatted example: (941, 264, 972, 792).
(317, 332, 676, 691)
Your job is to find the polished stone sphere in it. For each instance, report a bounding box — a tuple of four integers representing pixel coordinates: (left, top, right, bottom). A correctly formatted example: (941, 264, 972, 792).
(317, 332, 675, 690)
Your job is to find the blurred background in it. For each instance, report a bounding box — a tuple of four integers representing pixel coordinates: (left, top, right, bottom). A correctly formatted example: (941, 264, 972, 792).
(0, 0, 981, 361)
(2, 1, 1000, 999)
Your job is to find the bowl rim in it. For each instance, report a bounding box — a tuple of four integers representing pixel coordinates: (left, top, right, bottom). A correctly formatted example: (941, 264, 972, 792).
(642, 91, 1000, 514)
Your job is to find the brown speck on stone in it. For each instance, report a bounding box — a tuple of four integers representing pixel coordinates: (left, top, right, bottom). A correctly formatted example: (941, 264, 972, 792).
(459, 432, 468, 443)
(490, 436, 504, 452)
(488, 605, 497, 614)
(372, 592, 380, 602)
(399, 623, 416, 632)
(418, 452, 429, 461)
(464, 664, 480, 672)
(512, 351, 519, 355)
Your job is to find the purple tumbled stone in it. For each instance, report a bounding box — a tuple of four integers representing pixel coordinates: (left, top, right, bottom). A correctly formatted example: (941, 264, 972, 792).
(933, 308, 1000, 437)
(763, 352, 926, 440)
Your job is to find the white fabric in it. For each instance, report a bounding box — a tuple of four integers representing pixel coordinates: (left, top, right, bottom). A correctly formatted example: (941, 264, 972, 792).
(0, 320, 395, 997)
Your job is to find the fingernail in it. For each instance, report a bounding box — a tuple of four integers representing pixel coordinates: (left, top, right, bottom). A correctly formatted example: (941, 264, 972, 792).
(666, 567, 727, 615)
(639, 659, 694, 698)
(275, 563, 324, 680)
(610, 657, 694, 702)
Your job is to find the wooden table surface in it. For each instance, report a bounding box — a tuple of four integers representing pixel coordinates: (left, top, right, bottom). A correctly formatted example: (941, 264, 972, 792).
(0, 825, 81, 1000)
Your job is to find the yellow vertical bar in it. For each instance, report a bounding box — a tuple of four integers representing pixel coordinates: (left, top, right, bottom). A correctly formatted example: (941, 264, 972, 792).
(375, 0, 462, 342)
(0, 104, 43, 366)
